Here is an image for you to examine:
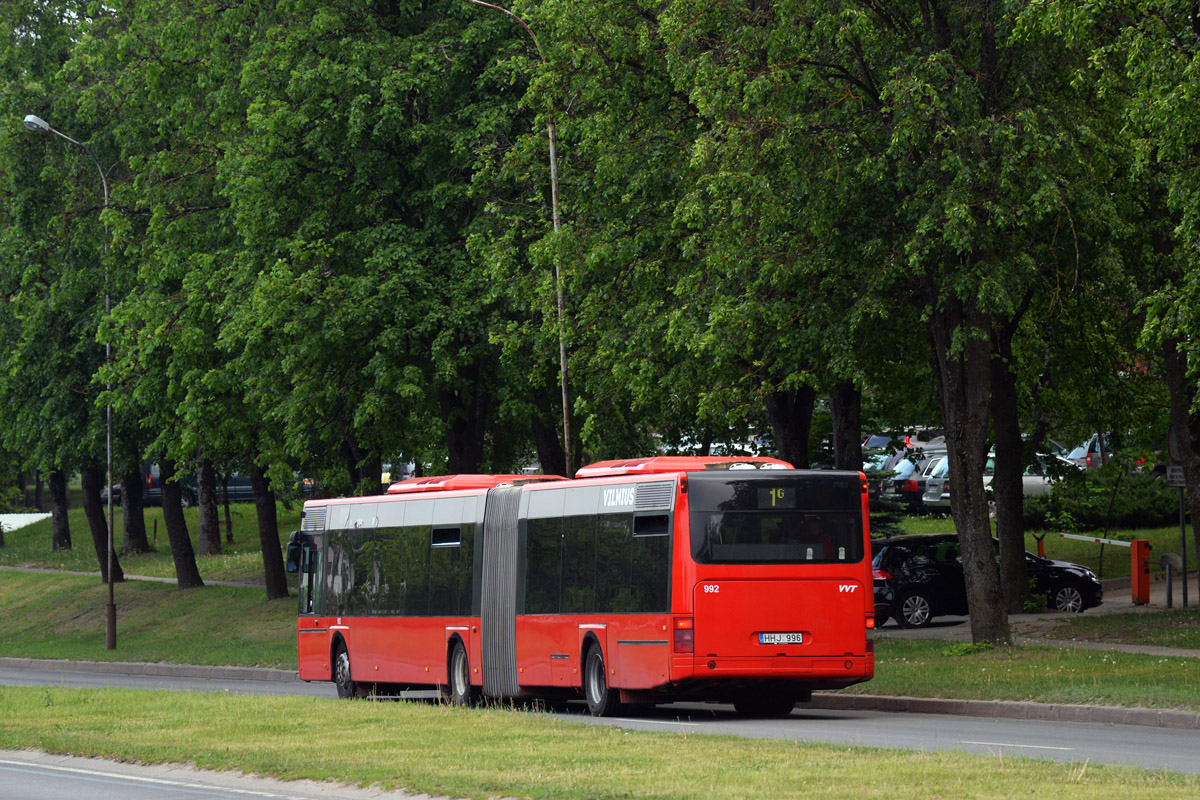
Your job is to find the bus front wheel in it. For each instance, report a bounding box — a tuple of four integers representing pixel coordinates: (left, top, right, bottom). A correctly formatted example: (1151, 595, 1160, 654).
(333, 641, 357, 699)
(584, 645, 621, 717)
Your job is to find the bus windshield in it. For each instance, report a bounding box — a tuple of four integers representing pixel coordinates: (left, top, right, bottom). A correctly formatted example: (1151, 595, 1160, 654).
(688, 474, 864, 565)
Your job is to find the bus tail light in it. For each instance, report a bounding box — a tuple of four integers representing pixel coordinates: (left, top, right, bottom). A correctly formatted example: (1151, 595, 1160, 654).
(673, 617, 694, 654)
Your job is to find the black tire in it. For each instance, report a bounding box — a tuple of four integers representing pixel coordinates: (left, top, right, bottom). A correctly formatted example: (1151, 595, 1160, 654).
(584, 645, 621, 717)
(333, 640, 357, 699)
(732, 693, 797, 718)
(445, 639, 475, 707)
(180, 492, 194, 509)
(1052, 584, 1085, 613)
(896, 590, 933, 629)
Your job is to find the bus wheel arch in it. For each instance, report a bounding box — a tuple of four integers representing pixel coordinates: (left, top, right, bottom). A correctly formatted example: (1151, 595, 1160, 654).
(443, 635, 475, 707)
(331, 636, 357, 699)
(582, 640, 621, 717)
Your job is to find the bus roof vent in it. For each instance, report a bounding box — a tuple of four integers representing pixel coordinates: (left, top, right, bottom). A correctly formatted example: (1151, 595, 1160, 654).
(301, 505, 327, 531)
(386, 474, 565, 494)
(575, 456, 793, 478)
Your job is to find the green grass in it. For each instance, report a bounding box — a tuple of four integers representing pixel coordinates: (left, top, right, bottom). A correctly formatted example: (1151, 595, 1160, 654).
(855, 637, 1200, 710)
(1, 687, 1198, 797)
(0, 572, 295, 668)
(1034, 607, 1200, 650)
(0, 501, 303, 585)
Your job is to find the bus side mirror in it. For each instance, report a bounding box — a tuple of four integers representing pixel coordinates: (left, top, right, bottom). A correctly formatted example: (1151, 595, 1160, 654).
(285, 532, 302, 574)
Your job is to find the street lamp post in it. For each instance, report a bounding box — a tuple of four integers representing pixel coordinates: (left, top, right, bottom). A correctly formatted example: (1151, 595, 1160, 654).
(23, 113, 117, 650)
(460, 1, 573, 476)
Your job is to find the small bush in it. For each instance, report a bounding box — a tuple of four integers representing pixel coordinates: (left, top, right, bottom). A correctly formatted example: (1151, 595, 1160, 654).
(1024, 468, 1177, 531)
(940, 642, 994, 657)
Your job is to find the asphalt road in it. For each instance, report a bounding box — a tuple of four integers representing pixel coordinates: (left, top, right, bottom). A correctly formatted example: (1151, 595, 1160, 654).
(2, 663, 1198, 781)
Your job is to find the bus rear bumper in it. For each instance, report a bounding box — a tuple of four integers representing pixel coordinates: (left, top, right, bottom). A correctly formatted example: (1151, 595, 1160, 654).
(671, 654, 872, 686)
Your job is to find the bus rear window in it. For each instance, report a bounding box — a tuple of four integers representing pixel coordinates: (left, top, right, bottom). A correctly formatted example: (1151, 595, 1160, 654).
(688, 475, 864, 565)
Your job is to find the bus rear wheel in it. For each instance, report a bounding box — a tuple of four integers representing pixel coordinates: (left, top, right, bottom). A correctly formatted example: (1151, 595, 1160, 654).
(584, 645, 621, 717)
(445, 639, 475, 707)
(333, 641, 357, 699)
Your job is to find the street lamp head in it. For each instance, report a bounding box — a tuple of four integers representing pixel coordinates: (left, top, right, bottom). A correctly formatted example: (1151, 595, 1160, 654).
(23, 114, 51, 133)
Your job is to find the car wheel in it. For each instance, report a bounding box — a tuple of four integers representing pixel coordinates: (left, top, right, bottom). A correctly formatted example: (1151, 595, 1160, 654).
(732, 692, 797, 718)
(1052, 585, 1085, 613)
(180, 493, 194, 509)
(584, 644, 621, 717)
(333, 641, 357, 699)
(897, 591, 934, 628)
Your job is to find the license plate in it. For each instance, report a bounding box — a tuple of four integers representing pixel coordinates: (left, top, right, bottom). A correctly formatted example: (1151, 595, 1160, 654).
(759, 632, 803, 645)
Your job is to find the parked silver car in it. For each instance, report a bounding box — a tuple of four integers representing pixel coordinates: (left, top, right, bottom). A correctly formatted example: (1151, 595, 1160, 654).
(922, 454, 1078, 511)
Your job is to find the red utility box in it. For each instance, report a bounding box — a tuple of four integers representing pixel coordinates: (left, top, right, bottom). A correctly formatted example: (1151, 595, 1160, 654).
(1131, 539, 1152, 605)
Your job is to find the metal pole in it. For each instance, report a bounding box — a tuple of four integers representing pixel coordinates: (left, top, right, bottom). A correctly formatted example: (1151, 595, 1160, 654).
(24, 115, 116, 648)
(459, 0, 573, 476)
(1181, 486, 1189, 609)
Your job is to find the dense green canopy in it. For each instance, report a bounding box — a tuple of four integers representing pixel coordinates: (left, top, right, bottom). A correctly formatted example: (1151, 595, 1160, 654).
(3, 0, 1200, 640)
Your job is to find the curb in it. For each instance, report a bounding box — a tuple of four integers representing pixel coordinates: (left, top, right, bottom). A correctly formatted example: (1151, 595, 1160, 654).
(0, 657, 296, 684)
(4, 657, 1198, 730)
(810, 692, 1200, 730)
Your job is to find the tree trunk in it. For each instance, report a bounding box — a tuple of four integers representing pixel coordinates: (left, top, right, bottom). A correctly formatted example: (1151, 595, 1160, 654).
(765, 385, 816, 468)
(35, 469, 44, 511)
(251, 465, 289, 600)
(831, 381, 864, 471)
(80, 462, 123, 583)
(532, 410, 567, 477)
(160, 459, 204, 589)
(930, 295, 1010, 645)
(221, 475, 235, 544)
(1163, 338, 1200, 622)
(990, 325, 1027, 615)
(196, 459, 221, 555)
(438, 360, 492, 474)
(340, 432, 382, 495)
(120, 470, 152, 554)
(49, 469, 71, 551)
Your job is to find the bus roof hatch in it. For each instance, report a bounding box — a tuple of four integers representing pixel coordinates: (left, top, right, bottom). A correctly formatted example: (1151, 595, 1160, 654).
(575, 456, 793, 478)
(386, 474, 565, 494)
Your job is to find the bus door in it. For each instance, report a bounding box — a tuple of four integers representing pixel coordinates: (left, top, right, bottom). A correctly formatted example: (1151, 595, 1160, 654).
(292, 535, 331, 680)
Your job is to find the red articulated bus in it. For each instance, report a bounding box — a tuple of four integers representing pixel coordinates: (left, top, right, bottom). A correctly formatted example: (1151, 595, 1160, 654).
(286, 456, 874, 717)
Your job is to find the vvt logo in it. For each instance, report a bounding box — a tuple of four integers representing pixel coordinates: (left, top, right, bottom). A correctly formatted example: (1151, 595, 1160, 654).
(838, 584, 858, 593)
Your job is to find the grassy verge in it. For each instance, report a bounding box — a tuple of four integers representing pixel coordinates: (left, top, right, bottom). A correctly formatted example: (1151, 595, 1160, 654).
(0, 502, 303, 584)
(1, 687, 1198, 798)
(0, 572, 295, 669)
(855, 637, 1200, 710)
(1031, 607, 1200, 650)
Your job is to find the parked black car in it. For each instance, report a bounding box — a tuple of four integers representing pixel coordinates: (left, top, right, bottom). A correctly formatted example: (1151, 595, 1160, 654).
(872, 533, 1103, 628)
(101, 464, 256, 508)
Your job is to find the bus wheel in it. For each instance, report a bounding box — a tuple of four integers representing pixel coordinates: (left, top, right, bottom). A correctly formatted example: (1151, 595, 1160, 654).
(445, 640, 475, 707)
(333, 641, 357, 699)
(584, 645, 621, 717)
(732, 693, 797, 718)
